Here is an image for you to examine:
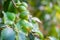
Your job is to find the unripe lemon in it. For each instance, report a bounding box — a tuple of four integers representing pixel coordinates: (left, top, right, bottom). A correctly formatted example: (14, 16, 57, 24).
(18, 5, 27, 12)
(20, 11, 30, 20)
(22, 2, 28, 8)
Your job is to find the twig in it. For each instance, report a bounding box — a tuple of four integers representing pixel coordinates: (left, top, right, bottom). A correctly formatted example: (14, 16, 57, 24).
(11, 0, 21, 12)
(11, 0, 17, 8)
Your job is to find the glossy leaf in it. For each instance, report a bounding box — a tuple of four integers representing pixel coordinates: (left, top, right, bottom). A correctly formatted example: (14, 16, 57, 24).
(28, 32, 34, 40)
(1, 27, 15, 40)
(19, 31, 27, 40)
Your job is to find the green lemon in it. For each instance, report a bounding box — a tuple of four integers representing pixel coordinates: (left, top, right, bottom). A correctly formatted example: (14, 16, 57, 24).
(3, 12, 15, 25)
(19, 20, 33, 32)
(22, 2, 28, 8)
(16, 3, 21, 6)
(6, 12, 16, 21)
(20, 11, 30, 20)
(18, 5, 27, 12)
(16, 0, 21, 6)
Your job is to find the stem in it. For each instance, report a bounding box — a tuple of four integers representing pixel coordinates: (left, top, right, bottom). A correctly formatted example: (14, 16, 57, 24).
(15, 32, 19, 40)
(13, 24, 19, 40)
(11, 0, 17, 8)
(11, 0, 21, 12)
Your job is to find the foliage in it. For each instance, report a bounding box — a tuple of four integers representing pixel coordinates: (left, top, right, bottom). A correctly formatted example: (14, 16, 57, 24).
(0, 0, 44, 40)
(0, 0, 60, 40)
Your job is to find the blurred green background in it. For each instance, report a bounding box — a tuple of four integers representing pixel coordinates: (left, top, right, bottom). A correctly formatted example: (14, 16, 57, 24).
(21, 0, 60, 40)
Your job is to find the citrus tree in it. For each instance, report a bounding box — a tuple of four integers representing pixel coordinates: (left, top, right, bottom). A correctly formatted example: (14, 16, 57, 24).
(0, 0, 60, 40)
(0, 0, 44, 40)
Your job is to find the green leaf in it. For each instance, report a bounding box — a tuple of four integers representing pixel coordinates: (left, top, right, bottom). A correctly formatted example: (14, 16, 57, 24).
(32, 23, 39, 32)
(31, 23, 44, 39)
(18, 31, 27, 40)
(0, 23, 5, 28)
(8, 2, 18, 13)
(28, 32, 34, 40)
(1, 27, 15, 40)
(3, 0, 11, 12)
